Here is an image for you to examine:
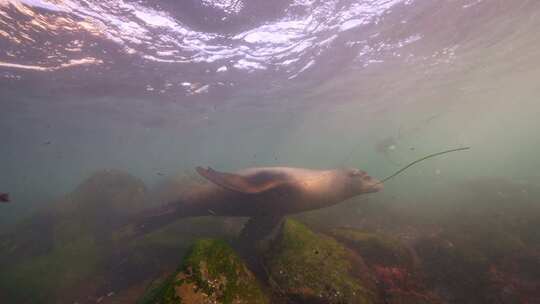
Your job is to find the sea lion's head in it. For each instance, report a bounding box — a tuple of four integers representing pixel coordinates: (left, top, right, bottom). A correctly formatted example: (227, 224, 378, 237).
(343, 168, 383, 195)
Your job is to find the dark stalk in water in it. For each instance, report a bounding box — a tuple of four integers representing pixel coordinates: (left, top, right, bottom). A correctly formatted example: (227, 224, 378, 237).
(377, 147, 471, 184)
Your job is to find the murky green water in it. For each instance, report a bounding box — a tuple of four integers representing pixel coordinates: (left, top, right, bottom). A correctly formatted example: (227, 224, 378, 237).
(1, 0, 540, 303)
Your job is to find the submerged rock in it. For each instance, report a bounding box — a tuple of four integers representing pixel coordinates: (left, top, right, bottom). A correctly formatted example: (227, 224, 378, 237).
(329, 227, 441, 304)
(372, 265, 442, 304)
(139, 239, 269, 304)
(329, 228, 415, 268)
(489, 251, 540, 303)
(264, 219, 376, 304)
(415, 236, 491, 304)
(62, 169, 148, 229)
(0, 170, 148, 303)
(1, 169, 248, 304)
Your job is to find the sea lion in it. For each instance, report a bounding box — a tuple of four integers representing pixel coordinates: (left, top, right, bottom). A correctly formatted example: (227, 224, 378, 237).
(133, 166, 382, 239)
(129, 146, 471, 276)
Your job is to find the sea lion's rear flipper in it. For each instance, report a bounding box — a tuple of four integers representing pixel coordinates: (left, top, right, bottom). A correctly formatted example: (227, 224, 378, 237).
(196, 166, 289, 194)
(129, 202, 181, 235)
(119, 201, 198, 238)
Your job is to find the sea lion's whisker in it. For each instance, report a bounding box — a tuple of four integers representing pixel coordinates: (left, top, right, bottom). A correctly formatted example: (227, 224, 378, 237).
(376, 147, 471, 184)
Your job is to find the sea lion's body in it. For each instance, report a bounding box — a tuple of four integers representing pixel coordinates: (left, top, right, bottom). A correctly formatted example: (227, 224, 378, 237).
(181, 167, 371, 217)
(136, 166, 382, 237)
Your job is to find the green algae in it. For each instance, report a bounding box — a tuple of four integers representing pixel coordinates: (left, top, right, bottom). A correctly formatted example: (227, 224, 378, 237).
(330, 228, 414, 268)
(265, 219, 375, 304)
(0, 211, 240, 304)
(138, 272, 180, 304)
(139, 239, 269, 304)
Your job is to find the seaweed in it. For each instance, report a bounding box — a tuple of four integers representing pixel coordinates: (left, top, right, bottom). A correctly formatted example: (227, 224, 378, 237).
(265, 219, 376, 304)
(139, 239, 269, 304)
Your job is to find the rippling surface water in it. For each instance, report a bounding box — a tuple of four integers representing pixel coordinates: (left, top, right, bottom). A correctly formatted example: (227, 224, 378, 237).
(2, 0, 537, 199)
(1, 0, 540, 303)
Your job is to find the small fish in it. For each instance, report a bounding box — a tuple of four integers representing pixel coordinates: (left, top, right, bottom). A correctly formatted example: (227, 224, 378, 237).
(0, 193, 9, 203)
(156, 172, 164, 176)
(208, 209, 216, 216)
(42, 141, 51, 145)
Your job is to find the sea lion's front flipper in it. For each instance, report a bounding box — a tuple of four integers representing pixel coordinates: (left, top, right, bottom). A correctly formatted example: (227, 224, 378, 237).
(196, 166, 289, 194)
(236, 214, 285, 277)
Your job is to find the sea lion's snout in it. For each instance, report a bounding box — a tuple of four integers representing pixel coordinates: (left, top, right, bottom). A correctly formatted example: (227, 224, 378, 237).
(346, 168, 383, 194)
(362, 175, 383, 193)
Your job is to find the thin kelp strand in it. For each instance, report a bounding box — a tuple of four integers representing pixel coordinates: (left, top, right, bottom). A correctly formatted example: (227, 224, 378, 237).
(377, 147, 471, 184)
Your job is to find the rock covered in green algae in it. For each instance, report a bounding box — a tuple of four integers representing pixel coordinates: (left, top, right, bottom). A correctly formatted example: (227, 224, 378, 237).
(264, 219, 376, 304)
(328, 228, 441, 304)
(139, 239, 269, 304)
(329, 228, 415, 268)
(0, 169, 247, 304)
